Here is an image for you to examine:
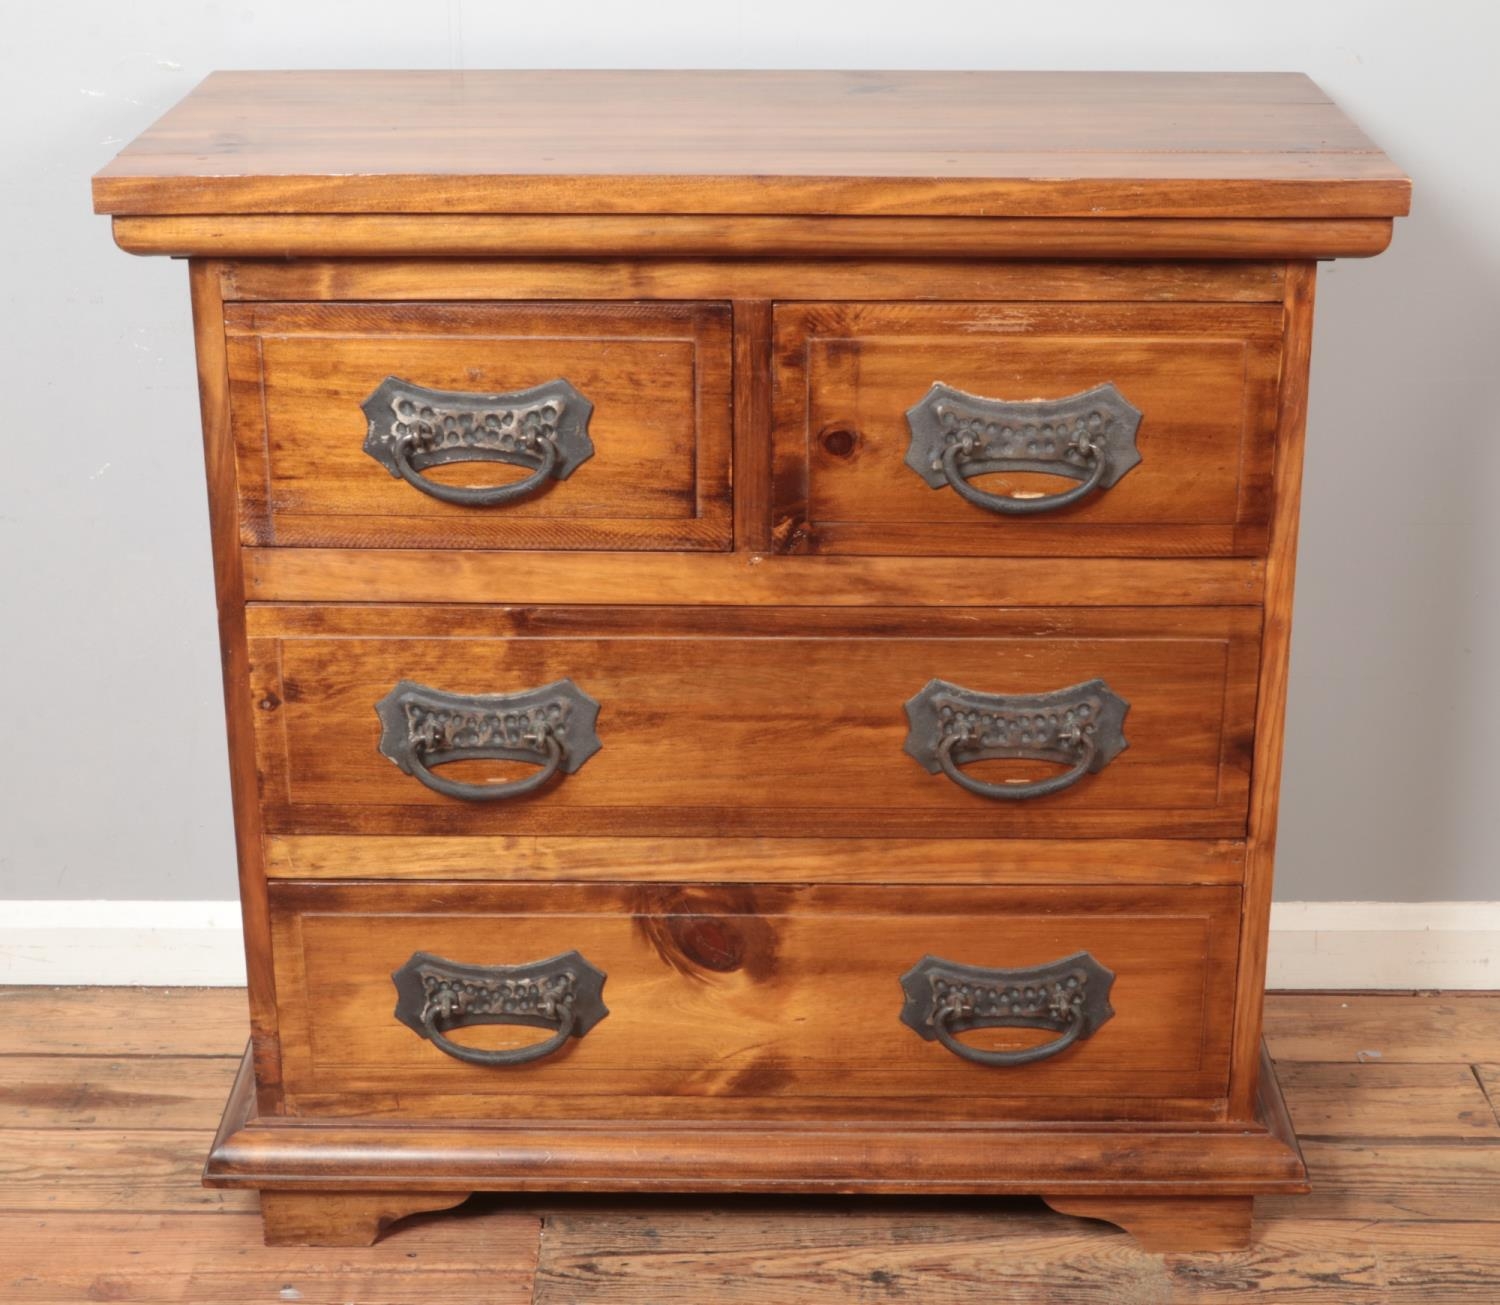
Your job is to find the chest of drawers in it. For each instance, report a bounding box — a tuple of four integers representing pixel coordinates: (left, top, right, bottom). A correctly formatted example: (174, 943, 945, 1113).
(94, 70, 1408, 1252)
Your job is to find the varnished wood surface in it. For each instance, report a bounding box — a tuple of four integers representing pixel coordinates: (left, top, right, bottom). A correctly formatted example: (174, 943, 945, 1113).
(91, 71, 1410, 219)
(225, 301, 732, 551)
(244, 548, 1266, 607)
(220, 258, 1293, 305)
(262, 835, 1247, 885)
(268, 882, 1240, 1116)
(1228, 262, 1317, 1119)
(209, 1076, 1305, 1199)
(111, 213, 1398, 260)
(772, 301, 1281, 557)
(259, 1190, 472, 1248)
(188, 262, 282, 1114)
(1040, 1194, 1254, 1254)
(3, 988, 1497, 1300)
(246, 604, 1260, 839)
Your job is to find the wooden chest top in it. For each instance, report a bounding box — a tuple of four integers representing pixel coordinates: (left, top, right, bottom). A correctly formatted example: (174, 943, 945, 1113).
(91, 69, 1409, 219)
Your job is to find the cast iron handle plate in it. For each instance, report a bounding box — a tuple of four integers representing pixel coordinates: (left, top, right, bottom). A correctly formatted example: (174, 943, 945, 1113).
(361, 376, 594, 507)
(904, 381, 1142, 515)
(903, 677, 1129, 801)
(900, 951, 1115, 1067)
(393, 950, 609, 1067)
(375, 678, 601, 802)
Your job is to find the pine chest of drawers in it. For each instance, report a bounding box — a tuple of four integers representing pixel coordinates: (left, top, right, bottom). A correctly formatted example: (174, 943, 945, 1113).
(94, 70, 1408, 1252)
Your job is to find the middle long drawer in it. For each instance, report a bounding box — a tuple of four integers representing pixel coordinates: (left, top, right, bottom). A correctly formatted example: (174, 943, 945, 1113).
(247, 605, 1259, 839)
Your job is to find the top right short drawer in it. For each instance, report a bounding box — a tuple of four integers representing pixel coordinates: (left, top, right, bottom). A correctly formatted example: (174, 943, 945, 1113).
(771, 301, 1285, 557)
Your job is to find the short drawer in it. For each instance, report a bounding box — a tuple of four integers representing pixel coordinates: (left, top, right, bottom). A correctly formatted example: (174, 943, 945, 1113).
(772, 301, 1283, 556)
(247, 604, 1259, 839)
(271, 881, 1240, 1121)
(225, 301, 732, 550)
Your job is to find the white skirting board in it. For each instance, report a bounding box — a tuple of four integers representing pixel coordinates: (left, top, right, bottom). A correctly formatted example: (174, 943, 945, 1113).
(0, 900, 1496, 989)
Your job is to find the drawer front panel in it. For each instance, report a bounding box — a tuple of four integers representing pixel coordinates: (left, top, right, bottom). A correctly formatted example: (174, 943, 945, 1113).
(225, 301, 732, 550)
(772, 301, 1282, 556)
(271, 882, 1239, 1120)
(248, 605, 1259, 838)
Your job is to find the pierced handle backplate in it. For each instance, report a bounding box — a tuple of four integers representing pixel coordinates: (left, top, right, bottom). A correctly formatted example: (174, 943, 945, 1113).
(393, 950, 609, 1067)
(904, 382, 1142, 515)
(374, 678, 601, 802)
(903, 677, 1129, 801)
(899, 951, 1116, 1067)
(361, 376, 594, 507)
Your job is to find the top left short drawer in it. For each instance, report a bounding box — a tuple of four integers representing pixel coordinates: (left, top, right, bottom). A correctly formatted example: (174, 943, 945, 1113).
(225, 302, 733, 551)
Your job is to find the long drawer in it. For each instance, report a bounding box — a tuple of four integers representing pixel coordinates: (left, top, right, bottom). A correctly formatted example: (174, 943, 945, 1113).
(247, 605, 1260, 839)
(270, 881, 1241, 1122)
(224, 301, 733, 551)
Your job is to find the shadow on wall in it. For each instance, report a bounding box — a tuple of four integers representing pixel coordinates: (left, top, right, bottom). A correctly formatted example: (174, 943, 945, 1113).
(1278, 192, 1499, 901)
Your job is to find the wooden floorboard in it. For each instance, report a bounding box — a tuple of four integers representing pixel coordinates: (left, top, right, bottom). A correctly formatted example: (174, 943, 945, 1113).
(0, 1055, 240, 1129)
(1275, 1062, 1500, 1138)
(1472, 1064, 1500, 1126)
(1, 988, 1499, 1301)
(529, 1204, 1500, 1304)
(1263, 994, 1500, 1063)
(0, 1210, 539, 1304)
(0, 988, 247, 1057)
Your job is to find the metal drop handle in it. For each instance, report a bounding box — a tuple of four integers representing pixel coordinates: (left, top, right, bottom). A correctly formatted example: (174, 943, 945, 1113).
(361, 376, 594, 508)
(404, 729, 566, 803)
(900, 952, 1116, 1068)
(393, 951, 609, 1068)
(374, 678, 601, 803)
(391, 426, 559, 507)
(903, 677, 1130, 802)
(938, 434, 1110, 515)
(935, 726, 1097, 802)
(905, 381, 1142, 516)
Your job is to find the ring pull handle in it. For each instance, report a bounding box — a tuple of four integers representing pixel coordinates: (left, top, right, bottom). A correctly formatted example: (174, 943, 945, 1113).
(904, 678, 1129, 802)
(375, 678, 601, 803)
(900, 951, 1116, 1067)
(362, 376, 594, 507)
(393, 950, 609, 1067)
(905, 382, 1142, 516)
(936, 726, 1096, 802)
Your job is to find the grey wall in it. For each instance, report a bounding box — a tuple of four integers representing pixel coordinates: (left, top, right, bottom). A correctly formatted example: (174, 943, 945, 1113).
(1, 1, 1494, 901)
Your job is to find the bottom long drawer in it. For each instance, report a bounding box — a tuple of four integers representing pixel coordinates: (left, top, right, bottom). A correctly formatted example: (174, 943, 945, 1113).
(269, 881, 1239, 1123)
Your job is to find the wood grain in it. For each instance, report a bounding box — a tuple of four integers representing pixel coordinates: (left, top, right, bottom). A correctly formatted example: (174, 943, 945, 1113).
(246, 604, 1260, 839)
(1226, 261, 1317, 1120)
(0, 1128, 248, 1213)
(530, 1208, 1500, 1304)
(9, 989, 1499, 1298)
(221, 257, 1291, 305)
(260, 1190, 473, 1247)
(0, 1056, 239, 1130)
(772, 301, 1281, 557)
(1276, 1062, 1500, 1139)
(262, 835, 1247, 885)
(733, 300, 774, 552)
(189, 262, 282, 1113)
(1264, 995, 1500, 1064)
(269, 882, 1239, 1115)
(243, 548, 1266, 608)
(0, 1211, 539, 1304)
(1476, 1064, 1500, 1126)
(225, 300, 732, 551)
(1041, 1195, 1253, 1253)
(92, 67, 1415, 1257)
(1265, 1140, 1500, 1222)
(0, 988, 246, 1057)
(111, 213, 1397, 259)
(91, 71, 1410, 219)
